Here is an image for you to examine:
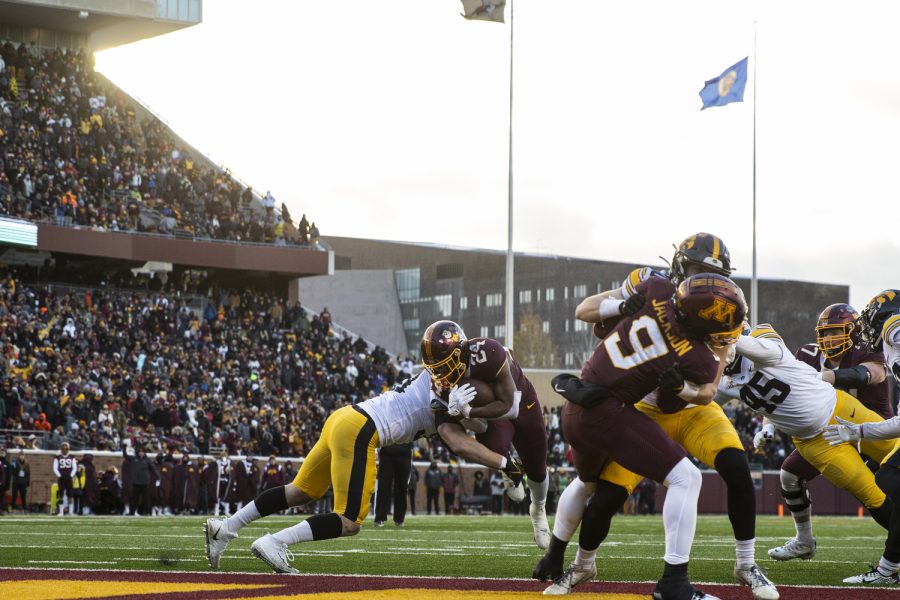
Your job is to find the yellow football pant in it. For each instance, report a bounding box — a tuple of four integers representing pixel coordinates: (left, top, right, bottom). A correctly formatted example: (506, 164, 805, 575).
(794, 390, 895, 509)
(292, 405, 380, 524)
(600, 401, 744, 494)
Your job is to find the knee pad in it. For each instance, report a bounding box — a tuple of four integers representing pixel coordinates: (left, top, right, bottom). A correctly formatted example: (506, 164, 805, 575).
(779, 469, 811, 513)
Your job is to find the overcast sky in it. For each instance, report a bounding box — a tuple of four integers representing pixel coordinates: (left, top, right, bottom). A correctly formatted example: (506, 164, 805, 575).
(95, 0, 900, 310)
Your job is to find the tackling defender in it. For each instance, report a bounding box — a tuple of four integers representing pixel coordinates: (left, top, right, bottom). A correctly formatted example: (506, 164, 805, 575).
(203, 370, 522, 573)
(824, 289, 900, 584)
(766, 303, 889, 562)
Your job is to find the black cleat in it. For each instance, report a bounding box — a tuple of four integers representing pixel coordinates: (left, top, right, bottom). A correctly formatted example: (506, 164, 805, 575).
(532, 552, 565, 582)
(652, 575, 722, 600)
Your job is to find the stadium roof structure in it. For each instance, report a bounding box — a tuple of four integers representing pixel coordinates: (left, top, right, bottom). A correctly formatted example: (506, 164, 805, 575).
(0, 0, 200, 50)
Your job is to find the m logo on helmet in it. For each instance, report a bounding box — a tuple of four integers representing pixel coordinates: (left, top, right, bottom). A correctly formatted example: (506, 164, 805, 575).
(698, 298, 738, 326)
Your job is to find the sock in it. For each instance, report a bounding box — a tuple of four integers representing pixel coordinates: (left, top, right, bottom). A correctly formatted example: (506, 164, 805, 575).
(552, 478, 596, 542)
(794, 510, 813, 543)
(735, 538, 755, 569)
(574, 546, 597, 569)
(528, 476, 549, 508)
(662, 561, 688, 580)
(225, 501, 260, 532)
(545, 535, 569, 561)
(662, 458, 701, 565)
(878, 556, 899, 575)
(274, 520, 314, 545)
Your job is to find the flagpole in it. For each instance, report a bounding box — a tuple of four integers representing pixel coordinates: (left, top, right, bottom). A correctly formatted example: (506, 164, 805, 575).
(505, 0, 515, 348)
(751, 22, 758, 327)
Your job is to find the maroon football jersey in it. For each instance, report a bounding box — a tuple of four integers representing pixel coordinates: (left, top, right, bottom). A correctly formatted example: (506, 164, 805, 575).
(466, 337, 533, 394)
(795, 343, 892, 418)
(581, 277, 719, 405)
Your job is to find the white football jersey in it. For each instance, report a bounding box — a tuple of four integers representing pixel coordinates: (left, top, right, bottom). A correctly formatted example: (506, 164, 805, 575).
(718, 327, 836, 440)
(857, 315, 900, 440)
(356, 371, 436, 447)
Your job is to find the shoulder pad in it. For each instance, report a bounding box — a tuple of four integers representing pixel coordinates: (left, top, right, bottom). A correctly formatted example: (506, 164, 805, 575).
(882, 314, 900, 345)
(750, 323, 782, 341)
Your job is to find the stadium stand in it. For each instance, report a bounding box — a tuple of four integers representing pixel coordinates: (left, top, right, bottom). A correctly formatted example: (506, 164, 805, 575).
(0, 41, 316, 246)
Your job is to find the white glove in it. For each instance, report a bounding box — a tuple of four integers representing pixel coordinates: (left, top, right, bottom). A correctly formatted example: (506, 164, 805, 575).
(447, 383, 477, 418)
(753, 423, 775, 450)
(823, 416, 861, 445)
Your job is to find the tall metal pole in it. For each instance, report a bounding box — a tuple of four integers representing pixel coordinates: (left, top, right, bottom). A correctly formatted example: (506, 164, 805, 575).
(505, 0, 515, 347)
(750, 23, 758, 327)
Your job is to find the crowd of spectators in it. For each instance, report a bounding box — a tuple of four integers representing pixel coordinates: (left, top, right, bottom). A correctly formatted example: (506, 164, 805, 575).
(0, 41, 319, 246)
(0, 270, 396, 460)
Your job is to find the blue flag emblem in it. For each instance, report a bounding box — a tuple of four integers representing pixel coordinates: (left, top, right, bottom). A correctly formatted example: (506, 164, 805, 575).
(699, 57, 748, 110)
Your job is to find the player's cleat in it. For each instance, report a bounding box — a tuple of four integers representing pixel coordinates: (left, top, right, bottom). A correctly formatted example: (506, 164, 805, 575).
(250, 533, 298, 574)
(501, 457, 526, 502)
(542, 561, 596, 595)
(767, 537, 816, 561)
(842, 566, 900, 584)
(530, 503, 551, 550)
(532, 552, 565, 582)
(734, 564, 779, 600)
(204, 518, 237, 570)
(653, 575, 722, 600)
(373, 520, 385, 527)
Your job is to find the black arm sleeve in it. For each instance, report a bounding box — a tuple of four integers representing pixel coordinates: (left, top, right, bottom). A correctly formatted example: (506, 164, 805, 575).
(832, 365, 871, 390)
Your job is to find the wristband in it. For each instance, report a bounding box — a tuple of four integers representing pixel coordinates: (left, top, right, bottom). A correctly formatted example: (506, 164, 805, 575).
(676, 381, 701, 401)
(598, 297, 623, 320)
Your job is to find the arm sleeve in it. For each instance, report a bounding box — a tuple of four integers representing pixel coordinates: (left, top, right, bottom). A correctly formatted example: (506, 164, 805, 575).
(861, 416, 900, 441)
(735, 335, 783, 367)
(53, 458, 60, 478)
(70, 460, 77, 477)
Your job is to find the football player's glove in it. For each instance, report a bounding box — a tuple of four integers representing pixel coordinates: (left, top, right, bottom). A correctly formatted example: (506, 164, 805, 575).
(657, 364, 685, 393)
(753, 423, 775, 449)
(619, 292, 646, 316)
(823, 417, 861, 445)
(551, 373, 610, 409)
(447, 383, 476, 418)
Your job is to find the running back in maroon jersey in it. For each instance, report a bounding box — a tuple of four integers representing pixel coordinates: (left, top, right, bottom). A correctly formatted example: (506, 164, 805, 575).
(581, 277, 719, 404)
(467, 337, 533, 393)
(795, 343, 892, 418)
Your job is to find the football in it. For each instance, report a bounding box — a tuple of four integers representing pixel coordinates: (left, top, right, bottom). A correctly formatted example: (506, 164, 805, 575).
(457, 377, 496, 408)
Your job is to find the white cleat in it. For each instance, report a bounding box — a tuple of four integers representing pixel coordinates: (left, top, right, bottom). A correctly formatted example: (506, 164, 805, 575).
(734, 564, 779, 600)
(767, 537, 816, 561)
(501, 473, 525, 502)
(530, 503, 551, 550)
(204, 518, 237, 570)
(543, 561, 596, 595)
(250, 533, 299, 574)
(842, 566, 900, 585)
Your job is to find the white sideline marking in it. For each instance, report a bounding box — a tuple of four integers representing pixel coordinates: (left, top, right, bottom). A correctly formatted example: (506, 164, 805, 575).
(28, 560, 117, 565)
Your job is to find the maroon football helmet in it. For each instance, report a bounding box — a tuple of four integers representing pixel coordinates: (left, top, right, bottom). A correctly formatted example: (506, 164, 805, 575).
(421, 320, 469, 390)
(816, 303, 860, 360)
(674, 273, 748, 347)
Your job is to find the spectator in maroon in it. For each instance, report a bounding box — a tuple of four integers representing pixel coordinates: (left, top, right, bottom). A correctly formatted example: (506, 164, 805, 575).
(261, 455, 285, 492)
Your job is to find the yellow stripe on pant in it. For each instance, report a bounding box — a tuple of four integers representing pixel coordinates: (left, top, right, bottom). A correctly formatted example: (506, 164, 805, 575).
(599, 402, 744, 494)
(794, 390, 894, 510)
(291, 405, 380, 524)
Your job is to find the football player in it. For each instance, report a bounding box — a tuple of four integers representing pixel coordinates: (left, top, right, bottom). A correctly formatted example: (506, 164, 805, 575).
(542, 272, 744, 600)
(421, 320, 551, 549)
(823, 289, 900, 584)
(536, 234, 777, 600)
(203, 370, 522, 574)
(720, 323, 898, 587)
(53, 442, 77, 516)
(766, 303, 889, 562)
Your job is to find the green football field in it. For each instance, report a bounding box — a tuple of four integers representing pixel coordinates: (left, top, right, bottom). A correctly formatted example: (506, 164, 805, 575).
(0, 512, 888, 587)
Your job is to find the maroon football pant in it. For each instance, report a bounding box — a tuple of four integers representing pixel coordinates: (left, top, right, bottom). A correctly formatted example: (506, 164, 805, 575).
(476, 392, 548, 482)
(562, 400, 686, 484)
(57, 476, 74, 498)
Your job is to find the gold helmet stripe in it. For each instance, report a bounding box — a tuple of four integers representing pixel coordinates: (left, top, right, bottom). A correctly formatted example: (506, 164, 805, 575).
(712, 235, 720, 262)
(882, 314, 900, 342)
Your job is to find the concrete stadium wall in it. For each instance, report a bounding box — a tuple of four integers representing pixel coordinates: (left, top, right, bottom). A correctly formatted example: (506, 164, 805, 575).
(8, 450, 869, 519)
(293, 270, 409, 356)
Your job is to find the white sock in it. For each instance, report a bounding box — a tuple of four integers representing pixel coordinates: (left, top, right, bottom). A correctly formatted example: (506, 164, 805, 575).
(552, 478, 596, 542)
(878, 556, 899, 575)
(499, 457, 507, 469)
(735, 538, 755, 568)
(528, 475, 549, 508)
(574, 545, 597, 569)
(273, 520, 314, 545)
(662, 458, 701, 565)
(225, 501, 261, 532)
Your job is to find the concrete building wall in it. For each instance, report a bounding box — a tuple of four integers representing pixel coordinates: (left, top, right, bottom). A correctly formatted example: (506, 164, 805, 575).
(296, 270, 408, 356)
